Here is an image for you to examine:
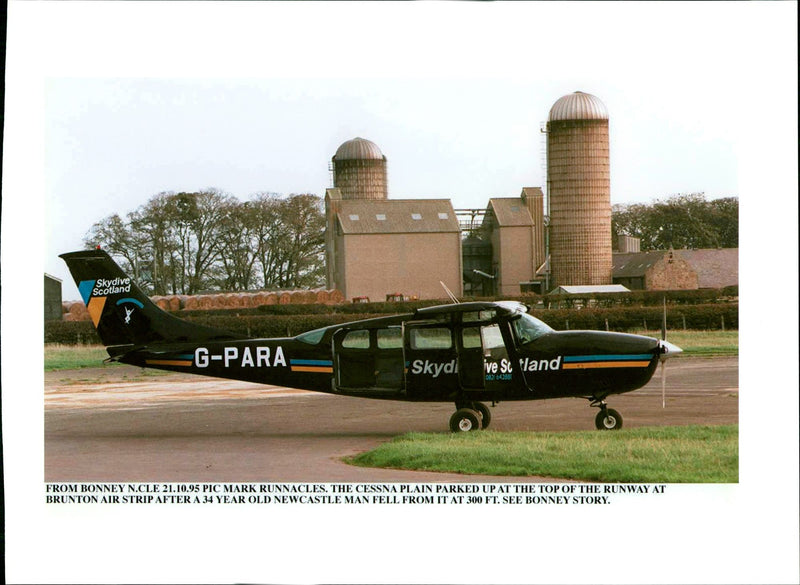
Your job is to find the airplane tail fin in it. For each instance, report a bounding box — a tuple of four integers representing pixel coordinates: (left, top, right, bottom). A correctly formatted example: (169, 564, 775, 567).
(60, 249, 239, 351)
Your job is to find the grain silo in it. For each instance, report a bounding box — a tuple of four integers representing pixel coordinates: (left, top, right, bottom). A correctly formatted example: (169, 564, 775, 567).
(332, 137, 388, 200)
(546, 91, 612, 287)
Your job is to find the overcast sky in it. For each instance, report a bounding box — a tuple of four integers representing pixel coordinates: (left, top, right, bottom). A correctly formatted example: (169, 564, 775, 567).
(3, 2, 798, 583)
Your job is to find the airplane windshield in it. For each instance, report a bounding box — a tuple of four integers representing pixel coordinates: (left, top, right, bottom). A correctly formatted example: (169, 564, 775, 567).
(512, 313, 553, 345)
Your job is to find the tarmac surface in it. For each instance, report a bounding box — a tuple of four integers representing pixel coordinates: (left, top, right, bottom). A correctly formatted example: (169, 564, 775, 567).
(45, 356, 738, 482)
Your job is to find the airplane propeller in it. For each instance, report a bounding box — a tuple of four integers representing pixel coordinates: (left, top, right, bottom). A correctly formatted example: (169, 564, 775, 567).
(658, 296, 683, 408)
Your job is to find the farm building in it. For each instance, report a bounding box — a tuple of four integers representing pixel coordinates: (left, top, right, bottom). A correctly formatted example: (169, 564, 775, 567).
(480, 188, 547, 296)
(325, 188, 462, 301)
(45, 273, 63, 321)
(612, 247, 738, 291)
(612, 249, 698, 290)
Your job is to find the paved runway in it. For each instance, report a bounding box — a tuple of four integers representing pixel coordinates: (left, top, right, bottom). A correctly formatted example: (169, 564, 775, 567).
(45, 356, 738, 482)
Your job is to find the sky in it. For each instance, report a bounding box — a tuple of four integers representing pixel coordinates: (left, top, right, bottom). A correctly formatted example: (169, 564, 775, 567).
(3, 2, 798, 584)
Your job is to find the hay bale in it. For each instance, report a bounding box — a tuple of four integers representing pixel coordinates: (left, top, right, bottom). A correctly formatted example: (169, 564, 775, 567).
(183, 296, 200, 310)
(168, 296, 182, 311)
(69, 303, 88, 317)
(315, 290, 330, 304)
(328, 289, 345, 304)
(202, 295, 223, 311)
(278, 292, 292, 305)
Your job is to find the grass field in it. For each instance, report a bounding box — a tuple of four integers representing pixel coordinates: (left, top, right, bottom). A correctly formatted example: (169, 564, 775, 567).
(347, 425, 738, 483)
(44, 344, 117, 371)
(630, 329, 738, 357)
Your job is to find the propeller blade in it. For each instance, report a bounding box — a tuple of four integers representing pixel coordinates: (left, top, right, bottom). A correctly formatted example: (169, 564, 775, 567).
(661, 360, 666, 408)
(661, 296, 667, 341)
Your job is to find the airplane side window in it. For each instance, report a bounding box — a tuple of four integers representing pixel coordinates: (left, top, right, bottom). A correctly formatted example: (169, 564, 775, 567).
(342, 329, 370, 349)
(410, 327, 452, 350)
(377, 328, 403, 349)
(462, 327, 482, 349)
(296, 327, 326, 345)
(462, 310, 496, 323)
(481, 324, 505, 350)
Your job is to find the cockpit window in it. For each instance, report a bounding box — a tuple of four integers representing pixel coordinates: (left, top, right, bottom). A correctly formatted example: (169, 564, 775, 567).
(296, 327, 327, 345)
(512, 313, 553, 345)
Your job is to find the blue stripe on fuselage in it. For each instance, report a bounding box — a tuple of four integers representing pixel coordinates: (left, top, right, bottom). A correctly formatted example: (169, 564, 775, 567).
(563, 354, 653, 363)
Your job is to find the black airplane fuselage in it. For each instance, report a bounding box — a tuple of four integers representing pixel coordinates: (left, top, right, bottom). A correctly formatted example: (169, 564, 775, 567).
(60, 249, 679, 431)
(109, 304, 661, 404)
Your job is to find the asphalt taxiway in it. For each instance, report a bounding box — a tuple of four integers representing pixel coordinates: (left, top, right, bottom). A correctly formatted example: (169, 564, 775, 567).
(45, 356, 738, 482)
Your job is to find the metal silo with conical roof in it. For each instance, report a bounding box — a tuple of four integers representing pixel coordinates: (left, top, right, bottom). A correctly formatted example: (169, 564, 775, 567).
(546, 91, 612, 287)
(332, 137, 388, 200)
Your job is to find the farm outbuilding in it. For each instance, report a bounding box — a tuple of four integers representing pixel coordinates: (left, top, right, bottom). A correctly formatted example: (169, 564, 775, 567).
(44, 273, 63, 321)
(325, 188, 462, 301)
(612, 249, 698, 290)
(480, 188, 546, 296)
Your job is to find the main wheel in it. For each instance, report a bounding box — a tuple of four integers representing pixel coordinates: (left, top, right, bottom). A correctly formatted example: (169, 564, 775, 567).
(595, 408, 623, 430)
(473, 402, 492, 429)
(449, 408, 482, 432)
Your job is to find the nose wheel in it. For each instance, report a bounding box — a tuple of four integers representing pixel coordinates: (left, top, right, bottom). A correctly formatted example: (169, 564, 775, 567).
(590, 399, 623, 430)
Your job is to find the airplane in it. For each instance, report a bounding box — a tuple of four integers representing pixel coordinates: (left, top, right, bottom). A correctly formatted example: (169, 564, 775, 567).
(60, 248, 683, 432)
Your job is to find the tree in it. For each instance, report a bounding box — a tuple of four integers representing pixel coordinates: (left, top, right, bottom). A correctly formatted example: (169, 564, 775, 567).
(612, 193, 738, 251)
(85, 189, 327, 294)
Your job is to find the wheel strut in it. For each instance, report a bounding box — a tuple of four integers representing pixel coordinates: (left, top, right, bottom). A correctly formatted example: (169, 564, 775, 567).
(589, 398, 623, 430)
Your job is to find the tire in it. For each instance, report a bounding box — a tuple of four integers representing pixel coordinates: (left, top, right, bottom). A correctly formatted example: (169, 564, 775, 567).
(450, 408, 482, 432)
(595, 408, 623, 430)
(473, 402, 492, 429)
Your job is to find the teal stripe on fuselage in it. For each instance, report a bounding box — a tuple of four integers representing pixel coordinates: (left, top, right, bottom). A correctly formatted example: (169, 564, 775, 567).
(564, 354, 653, 363)
(290, 359, 333, 367)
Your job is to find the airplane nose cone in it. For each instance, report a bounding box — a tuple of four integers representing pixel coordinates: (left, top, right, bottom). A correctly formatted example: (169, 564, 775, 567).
(659, 339, 683, 359)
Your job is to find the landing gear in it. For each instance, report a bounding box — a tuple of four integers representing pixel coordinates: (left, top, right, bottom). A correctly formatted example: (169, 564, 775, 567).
(449, 408, 481, 432)
(590, 398, 623, 430)
(473, 402, 492, 429)
(450, 401, 492, 432)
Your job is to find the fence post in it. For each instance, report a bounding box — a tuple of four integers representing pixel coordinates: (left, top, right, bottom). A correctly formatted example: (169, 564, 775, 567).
(605, 318, 609, 331)
(565, 319, 569, 330)
(721, 315, 725, 331)
(682, 314, 686, 330)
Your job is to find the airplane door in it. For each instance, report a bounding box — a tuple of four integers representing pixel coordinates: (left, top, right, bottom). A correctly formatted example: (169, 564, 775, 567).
(403, 323, 459, 400)
(479, 323, 517, 392)
(458, 326, 484, 389)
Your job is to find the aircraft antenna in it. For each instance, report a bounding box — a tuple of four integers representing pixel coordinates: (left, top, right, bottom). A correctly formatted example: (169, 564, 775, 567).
(440, 281, 460, 304)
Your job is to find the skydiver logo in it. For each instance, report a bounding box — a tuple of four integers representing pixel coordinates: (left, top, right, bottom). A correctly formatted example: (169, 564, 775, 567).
(124, 306, 135, 324)
(92, 277, 131, 296)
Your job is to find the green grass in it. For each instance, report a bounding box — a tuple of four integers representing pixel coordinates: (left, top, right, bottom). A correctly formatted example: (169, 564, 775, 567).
(630, 329, 738, 356)
(44, 344, 116, 371)
(347, 425, 738, 483)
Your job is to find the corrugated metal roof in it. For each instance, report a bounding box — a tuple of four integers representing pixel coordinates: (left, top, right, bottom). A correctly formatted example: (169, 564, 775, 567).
(549, 284, 630, 295)
(336, 199, 460, 234)
(334, 137, 385, 160)
(486, 198, 533, 227)
(548, 91, 609, 121)
(675, 248, 738, 288)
